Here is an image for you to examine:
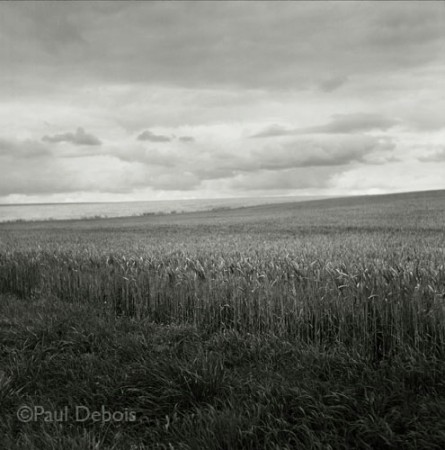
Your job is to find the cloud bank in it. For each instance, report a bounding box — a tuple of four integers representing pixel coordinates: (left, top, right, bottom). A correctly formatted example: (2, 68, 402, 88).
(0, 2, 443, 202)
(137, 130, 172, 142)
(252, 114, 400, 138)
(42, 127, 101, 146)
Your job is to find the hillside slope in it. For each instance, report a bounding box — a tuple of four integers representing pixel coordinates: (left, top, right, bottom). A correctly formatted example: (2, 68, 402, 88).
(1, 189, 444, 232)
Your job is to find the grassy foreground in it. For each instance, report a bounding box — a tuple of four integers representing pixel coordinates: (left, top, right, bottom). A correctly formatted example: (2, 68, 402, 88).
(1, 190, 445, 449)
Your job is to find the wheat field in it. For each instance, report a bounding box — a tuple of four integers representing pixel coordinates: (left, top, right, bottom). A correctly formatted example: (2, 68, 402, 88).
(1, 190, 444, 449)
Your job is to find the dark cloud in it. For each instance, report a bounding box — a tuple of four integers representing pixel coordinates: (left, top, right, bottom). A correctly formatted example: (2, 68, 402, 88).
(42, 127, 101, 146)
(0, 146, 75, 196)
(109, 134, 394, 188)
(137, 130, 172, 142)
(1, 2, 443, 91)
(0, 150, 148, 196)
(418, 148, 445, 162)
(0, 130, 397, 198)
(252, 114, 399, 139)
(179, 136, 195, 143)
(0, 165, 77, 196)
(319, 75, 349, 92)
(0, 138, 51, 159)
(250, 125, 292, 138)
(251, 135, 393, 171)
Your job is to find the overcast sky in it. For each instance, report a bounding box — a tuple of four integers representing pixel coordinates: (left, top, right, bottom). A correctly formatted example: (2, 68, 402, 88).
(1, 1, 444, 204)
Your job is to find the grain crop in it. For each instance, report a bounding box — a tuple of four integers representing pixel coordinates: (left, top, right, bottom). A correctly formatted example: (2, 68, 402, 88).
(1, 190, 444, 449)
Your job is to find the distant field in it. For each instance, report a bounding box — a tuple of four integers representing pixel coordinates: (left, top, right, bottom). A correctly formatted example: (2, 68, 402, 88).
(0, 195, 326, 223)
(1, 190, 445, 449)
(2, 189, 444, 231)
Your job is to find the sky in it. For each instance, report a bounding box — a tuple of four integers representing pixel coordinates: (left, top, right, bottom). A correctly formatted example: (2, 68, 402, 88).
(0, 1, 444, 204)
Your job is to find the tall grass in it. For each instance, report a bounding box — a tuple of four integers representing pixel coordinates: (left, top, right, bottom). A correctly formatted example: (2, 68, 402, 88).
(1, 224, 444, 361)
